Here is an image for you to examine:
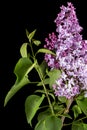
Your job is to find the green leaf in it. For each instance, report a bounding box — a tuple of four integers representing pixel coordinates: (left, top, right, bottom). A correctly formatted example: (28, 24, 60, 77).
(58, 96, 67, 103)
(34, 89, 45, 94)
(45, 116, 62, 130)
(83, 123, 87, 130)
(36, 48, 56, 56)
(35, 119, 47, 130)
(4, 77, 29, 107)
(33, 40, 41, 46)
(48, 69, 61, 89)
(39, 61, 48, 77)
(72, 105, 82, 119)
(26, 29, 29, 38)
(54, 103, 64, 111)
(35, 89, 55, 100)
(20, 43, 28, 57)
(4, 58, 37, 106)
(54, 105, 65, 115)
(48, 93, 55, 100)
(37, 109, 52, 121)
(76, 97, 87, 115)
(35, 116, 62, 130)
(76, 93, 84, 100)
(25, 94, 45, 126)
(28, 29, 36, 42)
(62, 113, 72, 119)
(72, 121, 85, 130)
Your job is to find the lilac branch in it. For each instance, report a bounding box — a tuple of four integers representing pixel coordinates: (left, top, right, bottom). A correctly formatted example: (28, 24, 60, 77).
(61, 97, 73, 124)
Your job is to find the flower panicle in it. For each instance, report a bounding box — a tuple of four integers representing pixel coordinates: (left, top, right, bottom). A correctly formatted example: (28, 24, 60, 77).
(44, 2, 87, 99)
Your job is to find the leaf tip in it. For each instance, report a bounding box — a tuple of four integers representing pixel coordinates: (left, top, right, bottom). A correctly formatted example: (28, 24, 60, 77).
(4, 97, 8, 107)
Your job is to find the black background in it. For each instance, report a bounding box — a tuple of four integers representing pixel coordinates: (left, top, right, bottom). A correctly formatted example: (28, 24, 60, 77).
(1, 0, 87, 129)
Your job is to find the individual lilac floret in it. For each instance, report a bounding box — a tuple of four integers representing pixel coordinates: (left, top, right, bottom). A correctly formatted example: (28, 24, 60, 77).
(44, 2, 87, 99)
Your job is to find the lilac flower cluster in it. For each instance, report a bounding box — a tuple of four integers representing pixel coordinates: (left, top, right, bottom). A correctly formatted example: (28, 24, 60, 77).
(44, 2, 87, 99)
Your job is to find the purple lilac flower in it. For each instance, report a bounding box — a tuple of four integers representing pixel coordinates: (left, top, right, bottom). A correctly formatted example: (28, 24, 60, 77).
(44, 2, 87, 99)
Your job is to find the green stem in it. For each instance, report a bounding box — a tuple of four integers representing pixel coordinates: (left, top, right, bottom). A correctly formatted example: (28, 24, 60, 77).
(29, 41, 54, 115)
(63, 116, 87, 126)
(63, 122, 72, 126)
(35, 62, 55, 115)
(39, 105, 49, 109)
(30, 42, 35, 59)
(29, 81, 40, 84)
(76, 116, 87, 122)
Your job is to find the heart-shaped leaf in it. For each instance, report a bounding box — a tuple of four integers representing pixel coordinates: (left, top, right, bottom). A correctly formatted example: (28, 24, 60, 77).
(4, 58, 37, 106)
(25, 94, 45, 126)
